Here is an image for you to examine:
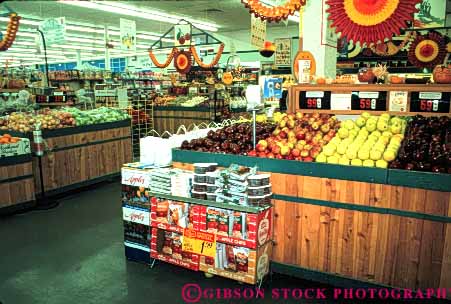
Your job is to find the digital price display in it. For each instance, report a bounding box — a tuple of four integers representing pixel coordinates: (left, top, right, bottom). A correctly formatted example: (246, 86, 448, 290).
(351, 91, 387, 111)
(410, 92, 450, 113)
(299, 91, 331, 110)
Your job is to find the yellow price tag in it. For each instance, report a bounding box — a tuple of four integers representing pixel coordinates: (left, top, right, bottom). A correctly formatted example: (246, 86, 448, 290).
(183, 229, 216, 258)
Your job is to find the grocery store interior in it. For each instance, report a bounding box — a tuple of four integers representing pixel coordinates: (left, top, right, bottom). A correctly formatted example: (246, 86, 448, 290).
(0, 0, 450, 303)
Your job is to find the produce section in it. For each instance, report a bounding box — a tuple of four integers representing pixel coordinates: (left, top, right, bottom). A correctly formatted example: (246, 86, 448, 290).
(1, 0, 451, 301)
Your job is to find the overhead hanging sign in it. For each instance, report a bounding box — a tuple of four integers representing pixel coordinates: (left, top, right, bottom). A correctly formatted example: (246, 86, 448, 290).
(39, 17, 66, 46)
(251, 15, 266, 49)
(174, 24, 191, 46)
(120, 18, 136, 51)
(274, 38, 291, 66)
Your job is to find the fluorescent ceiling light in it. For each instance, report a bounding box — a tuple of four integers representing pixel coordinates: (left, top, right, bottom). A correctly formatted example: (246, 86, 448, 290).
(59, 0, 219, 32)
(58, 44, 105, 51)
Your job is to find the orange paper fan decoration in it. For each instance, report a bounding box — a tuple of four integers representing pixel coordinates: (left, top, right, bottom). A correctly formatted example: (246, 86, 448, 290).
(408, 31, 446, 68)
(326, 0, 421, 45)
(174, 50, 192, 74)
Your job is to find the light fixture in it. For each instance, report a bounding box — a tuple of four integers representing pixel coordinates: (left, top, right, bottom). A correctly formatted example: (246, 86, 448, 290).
(59, 0, 219, 32)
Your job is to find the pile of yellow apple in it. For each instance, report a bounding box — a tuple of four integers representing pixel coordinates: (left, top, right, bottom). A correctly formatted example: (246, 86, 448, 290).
(315, 112, 406, 168)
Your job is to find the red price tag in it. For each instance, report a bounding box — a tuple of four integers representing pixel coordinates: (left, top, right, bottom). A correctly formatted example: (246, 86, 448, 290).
(419, 100, 438, 112)
(359, 98, 376, 110)
(307, 98, 321, 109)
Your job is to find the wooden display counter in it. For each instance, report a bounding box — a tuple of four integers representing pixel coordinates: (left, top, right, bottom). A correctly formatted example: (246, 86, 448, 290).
(153, 106, 219, 134)
(172, 149, 451, 294)
(0, 154, 35, 213)
(35, 120, 132, 195)
(288, 84, 451, 116)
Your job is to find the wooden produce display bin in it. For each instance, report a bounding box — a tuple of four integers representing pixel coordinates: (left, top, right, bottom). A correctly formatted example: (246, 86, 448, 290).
(153, 106, 216, 134)
(172, 149, 451, 294)
(0, 154, 35, 213)
(35, 120, 132, 195)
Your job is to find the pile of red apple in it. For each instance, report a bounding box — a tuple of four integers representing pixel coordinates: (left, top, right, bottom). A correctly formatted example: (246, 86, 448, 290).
(249, 112, 340, 161)
(390, 115, 450, 173)
(180, 122, 275, 154)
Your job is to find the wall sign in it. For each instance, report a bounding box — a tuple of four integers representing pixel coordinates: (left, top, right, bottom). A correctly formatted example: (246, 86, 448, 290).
(410, 92, 450, 113)
(120, 18, 136, 51)
(299, 91, 331, 110)
(251, 15, 266, 49)
(351, 91, 387, 111)
(274, 38, 291, 66)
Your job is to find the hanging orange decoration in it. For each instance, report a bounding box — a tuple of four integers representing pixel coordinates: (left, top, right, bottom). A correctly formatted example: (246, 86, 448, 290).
(241, 0, 306, 22)
(190, 43, 225, 69)
(326, 0, 421, 45)
(174, 50, 192, 74)
(148, 47, 178, 68)
(408, 31, 446, 68)
(0, 13, 21, 51)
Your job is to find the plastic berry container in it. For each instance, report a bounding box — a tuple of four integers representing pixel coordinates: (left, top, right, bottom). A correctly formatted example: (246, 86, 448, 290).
(192, 183, 207, 192)
(206, 185, 217, 193)
(191, 190, 206, 200)
(248, 195, 266, 206)
(247, 174, 270, 187)
(193, 174, 207, 184)
(205, 172, 217, 185)
(206, 193, 217, 201)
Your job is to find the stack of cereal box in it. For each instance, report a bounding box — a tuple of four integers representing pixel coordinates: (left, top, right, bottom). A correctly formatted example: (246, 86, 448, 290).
(121, 163, 153, 264)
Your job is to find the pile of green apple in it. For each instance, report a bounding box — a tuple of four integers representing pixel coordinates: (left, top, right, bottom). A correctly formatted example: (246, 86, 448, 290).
(315, 112, 406, 168)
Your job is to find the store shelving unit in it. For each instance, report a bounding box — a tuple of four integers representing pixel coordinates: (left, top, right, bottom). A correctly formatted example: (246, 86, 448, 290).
(148, 191, 273, 285)
(128, 88, 155, 160)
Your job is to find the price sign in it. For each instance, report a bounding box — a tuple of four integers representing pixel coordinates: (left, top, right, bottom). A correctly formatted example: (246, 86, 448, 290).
(36, 95, 49, 103)
(182, 229, 216, 258)
(351, 91, 387, 111)
(330, 93, 352, 110)
(299, 91, 331, 110)
(410, 92, 450, 113)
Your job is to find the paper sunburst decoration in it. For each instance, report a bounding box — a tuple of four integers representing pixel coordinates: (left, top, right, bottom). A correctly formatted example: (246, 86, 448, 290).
(408, 31, 446, 68)
(174, 50, 192, 74)
(326, 0, 421, 45)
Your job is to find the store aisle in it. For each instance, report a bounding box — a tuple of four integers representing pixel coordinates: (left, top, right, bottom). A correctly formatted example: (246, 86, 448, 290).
(0, 182, 333, 304)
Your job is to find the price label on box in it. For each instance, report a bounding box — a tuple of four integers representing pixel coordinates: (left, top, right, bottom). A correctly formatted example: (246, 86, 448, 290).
(351, 91, 387, 111)
(183, 229, 216, 258)
(410, 92, 450, 113)
(299, 91, 331, 110)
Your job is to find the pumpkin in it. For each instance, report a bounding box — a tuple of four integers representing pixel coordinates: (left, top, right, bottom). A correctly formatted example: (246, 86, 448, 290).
(222, 72, 233, 85)
(357, 67, 376, 83)
(316, 77, 326, 85)
(390, 75, 405, 84)
(433, 64, 451, 84)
